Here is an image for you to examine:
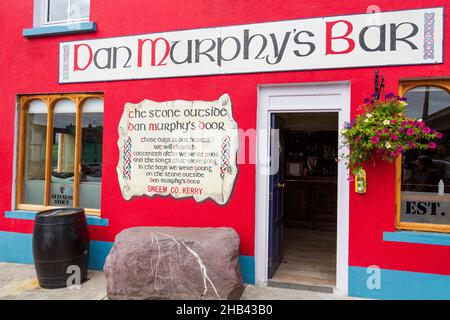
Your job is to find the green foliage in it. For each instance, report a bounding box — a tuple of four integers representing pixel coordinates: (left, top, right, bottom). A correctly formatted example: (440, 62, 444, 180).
(340, 95, 442, 174)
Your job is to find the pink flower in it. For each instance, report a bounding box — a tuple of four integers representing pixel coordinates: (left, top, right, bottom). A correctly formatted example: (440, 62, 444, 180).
(407, 141, 417, 149)
(406, 128, 415, 136)
(371, 136, 379, 144)
(355, 136, 361, 142)
(436, 132, 443, 139)
(398, 128, 404, 133)
(390, 134, 399, 141)
(422, 127, 431, 134)
(429, 142, 437, 149)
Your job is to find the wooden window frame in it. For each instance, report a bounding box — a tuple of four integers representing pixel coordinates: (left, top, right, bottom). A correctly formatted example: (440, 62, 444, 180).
(17, 93, 103, 216)
(396, 78, 450, 233)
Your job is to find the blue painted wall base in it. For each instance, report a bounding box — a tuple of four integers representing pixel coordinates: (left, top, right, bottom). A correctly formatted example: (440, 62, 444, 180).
(349, 266, 450, 300)
(0, 231, 255, 284)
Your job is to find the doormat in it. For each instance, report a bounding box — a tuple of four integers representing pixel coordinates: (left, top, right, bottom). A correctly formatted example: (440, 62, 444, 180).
(267, 281, 334, 294)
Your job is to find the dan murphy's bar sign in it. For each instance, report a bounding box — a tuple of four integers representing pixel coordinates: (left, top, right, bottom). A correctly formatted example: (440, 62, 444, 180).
(60, 8, 443, 83)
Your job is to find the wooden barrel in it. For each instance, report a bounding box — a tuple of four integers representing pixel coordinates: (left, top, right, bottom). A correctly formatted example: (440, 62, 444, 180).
(33, 208, 90, 289)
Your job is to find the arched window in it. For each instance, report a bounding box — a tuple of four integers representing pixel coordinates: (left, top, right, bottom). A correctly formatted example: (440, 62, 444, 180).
(50, 99, 77, 207)
(22, 99, 48, 205)
(397, 81, 450, 233)
(79, 98, 103, 209)
(17, 93, 103, 214)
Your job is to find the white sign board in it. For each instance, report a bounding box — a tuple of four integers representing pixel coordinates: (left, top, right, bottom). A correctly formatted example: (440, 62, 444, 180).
(60, 7, 444, 83)
(116, 94, 239, 205)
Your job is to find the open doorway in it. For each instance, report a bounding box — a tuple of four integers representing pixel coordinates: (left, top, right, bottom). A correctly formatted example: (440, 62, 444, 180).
(268, 112, 338, 288)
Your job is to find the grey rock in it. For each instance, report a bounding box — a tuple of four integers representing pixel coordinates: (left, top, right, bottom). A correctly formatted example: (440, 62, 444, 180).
(104, 227, 244, 300)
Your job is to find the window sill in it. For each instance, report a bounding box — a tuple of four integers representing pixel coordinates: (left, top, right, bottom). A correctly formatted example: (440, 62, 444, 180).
(383, 231, 450, 247)
(23, 21, 96, 38)
(4, 210, 109, 227)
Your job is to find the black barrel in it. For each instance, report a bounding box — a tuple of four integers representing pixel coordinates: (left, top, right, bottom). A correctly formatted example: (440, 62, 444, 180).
(33, 208, 90, 289)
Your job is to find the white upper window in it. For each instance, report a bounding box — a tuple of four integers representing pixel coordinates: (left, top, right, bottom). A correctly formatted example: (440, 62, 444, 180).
(34, 0, 90, 27)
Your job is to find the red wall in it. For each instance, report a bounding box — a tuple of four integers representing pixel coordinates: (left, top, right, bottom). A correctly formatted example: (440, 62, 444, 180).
(0, 0, 449, 273)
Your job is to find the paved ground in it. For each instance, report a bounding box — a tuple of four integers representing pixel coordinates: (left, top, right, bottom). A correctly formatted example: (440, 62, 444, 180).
(0, 263, 356, 300)
(0, 263, 108, 300)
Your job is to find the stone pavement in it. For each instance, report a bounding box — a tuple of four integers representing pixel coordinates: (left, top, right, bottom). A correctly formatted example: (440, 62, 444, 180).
(0, 263, 357, 300)
(0, 262, 108, 300)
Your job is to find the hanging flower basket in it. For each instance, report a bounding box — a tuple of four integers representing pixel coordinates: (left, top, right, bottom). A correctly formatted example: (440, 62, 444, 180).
(340, 93, 443, 175)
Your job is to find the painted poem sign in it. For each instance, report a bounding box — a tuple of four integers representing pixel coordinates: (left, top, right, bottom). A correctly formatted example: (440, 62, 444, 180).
(60, 7, 443, 83)
(117, 94, 238, 205)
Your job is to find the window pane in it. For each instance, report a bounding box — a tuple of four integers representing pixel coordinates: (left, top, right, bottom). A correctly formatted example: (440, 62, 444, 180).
(50, 99, 76, 207)
(79, 98, 103, 209)
(404, 86, 450, 119)
(70, 0, 90, 20)
(48, 0, 70, 22)
(401, 86, 450, 226)
(23, 100, 47, 205)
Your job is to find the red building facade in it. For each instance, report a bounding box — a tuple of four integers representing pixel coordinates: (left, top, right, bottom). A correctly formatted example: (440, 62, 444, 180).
(1, 0, 450, 299)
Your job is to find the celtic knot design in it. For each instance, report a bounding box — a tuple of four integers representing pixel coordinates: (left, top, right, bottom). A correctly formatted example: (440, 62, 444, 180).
(220, 136, 231, 179)
(62, 45, 70, 81)
(423, 12, 435, 60)
(122, 137, 132, 180)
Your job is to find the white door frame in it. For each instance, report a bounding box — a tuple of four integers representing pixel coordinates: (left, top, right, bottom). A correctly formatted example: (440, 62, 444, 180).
(255, 81, 351, 294)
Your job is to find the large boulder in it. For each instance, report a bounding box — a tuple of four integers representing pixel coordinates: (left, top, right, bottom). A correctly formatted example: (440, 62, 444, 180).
(104, 227, 244, 300)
